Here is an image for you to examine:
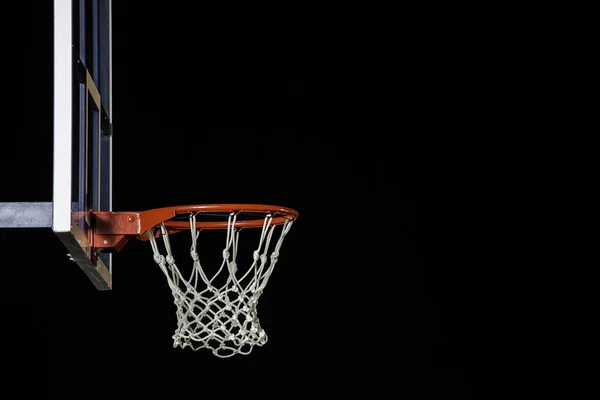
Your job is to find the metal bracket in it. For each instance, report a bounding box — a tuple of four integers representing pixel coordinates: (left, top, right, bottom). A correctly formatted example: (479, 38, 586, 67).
(91, 208, 178, 250)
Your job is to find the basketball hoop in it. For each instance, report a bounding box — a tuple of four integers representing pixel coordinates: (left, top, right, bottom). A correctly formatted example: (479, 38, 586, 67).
(91, 204, 299, 357)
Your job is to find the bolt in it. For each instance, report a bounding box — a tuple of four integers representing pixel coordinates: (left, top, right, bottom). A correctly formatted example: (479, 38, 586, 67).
(127, 215, 135, 222)
(103, 240, 108, 244)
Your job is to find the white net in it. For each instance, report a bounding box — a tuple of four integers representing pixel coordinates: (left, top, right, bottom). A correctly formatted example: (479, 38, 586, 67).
(146, 212, 294, 358)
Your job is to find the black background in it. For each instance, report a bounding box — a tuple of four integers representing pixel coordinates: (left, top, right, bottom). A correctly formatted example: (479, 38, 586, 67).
(2, 2, 466, 398)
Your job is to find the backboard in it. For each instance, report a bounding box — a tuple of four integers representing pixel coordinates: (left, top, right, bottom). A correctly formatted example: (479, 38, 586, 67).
(53, 0, 113, 290)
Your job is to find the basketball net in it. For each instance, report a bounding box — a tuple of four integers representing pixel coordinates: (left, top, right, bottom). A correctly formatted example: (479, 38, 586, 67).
(146, 212, 294, 357)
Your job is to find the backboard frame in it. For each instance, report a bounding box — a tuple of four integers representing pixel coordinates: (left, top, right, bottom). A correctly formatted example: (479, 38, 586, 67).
(53, 0, 113, 290)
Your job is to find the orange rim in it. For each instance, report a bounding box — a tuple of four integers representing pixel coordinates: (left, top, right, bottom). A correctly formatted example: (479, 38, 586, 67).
(91, 204, 299, 250)
(154, 204, 299, 230)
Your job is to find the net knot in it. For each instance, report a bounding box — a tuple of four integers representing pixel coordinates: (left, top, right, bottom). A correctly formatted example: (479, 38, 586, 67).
(154, 254, 164, 264)
(166, 255, 174, 265)
(260, 254, 267, 264)
(253, 250, 260, 261)
(222, 250, 230, 259)
(190, 250, 199, 261)
(229, 262, 237, 273)
(270, 252, 279, 262)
